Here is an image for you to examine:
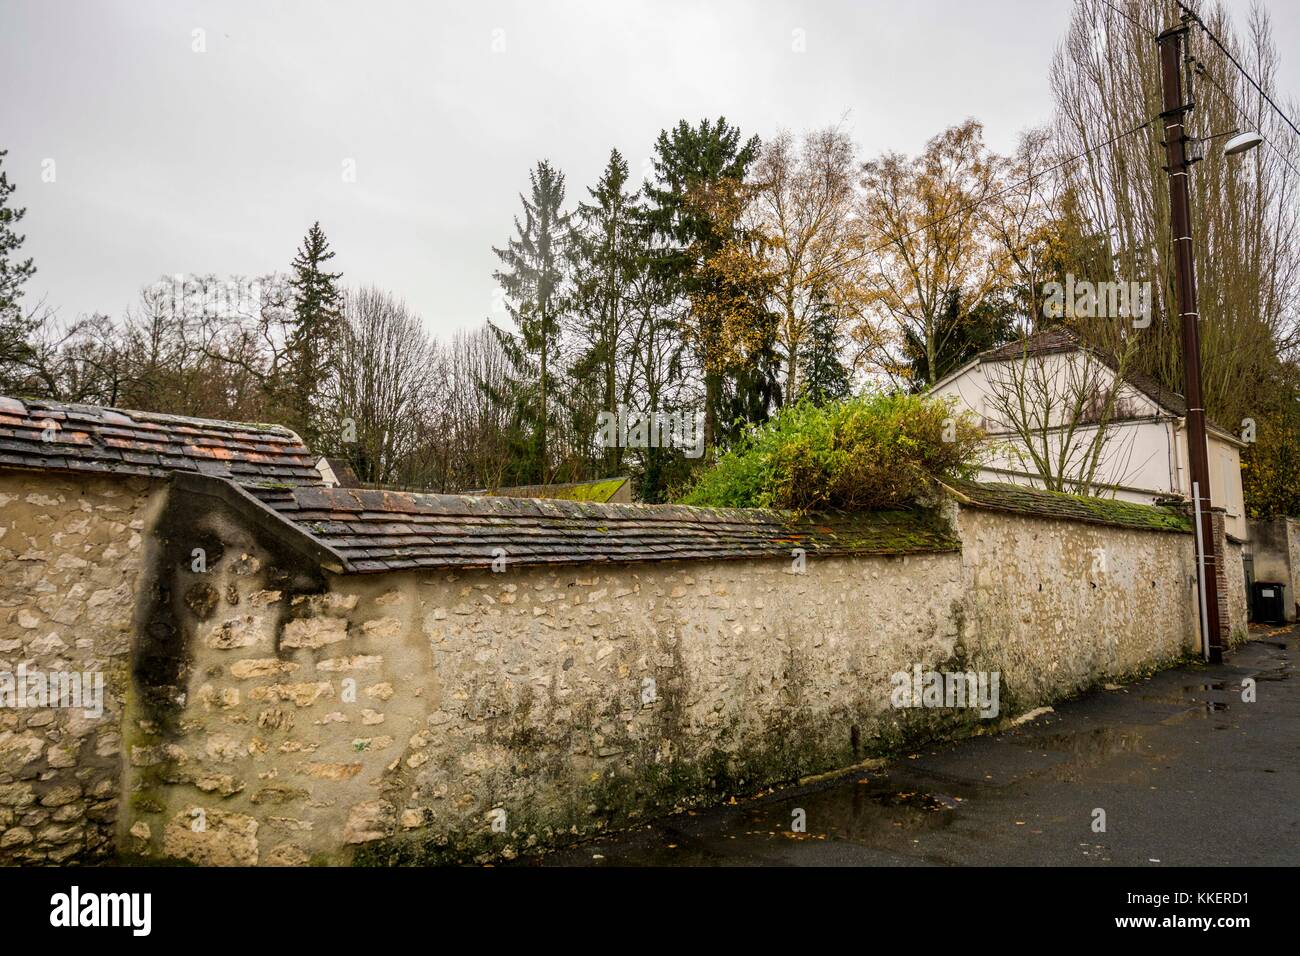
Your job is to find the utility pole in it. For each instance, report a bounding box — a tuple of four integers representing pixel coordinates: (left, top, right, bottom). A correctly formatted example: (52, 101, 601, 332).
(1157, 20, 1223, 664)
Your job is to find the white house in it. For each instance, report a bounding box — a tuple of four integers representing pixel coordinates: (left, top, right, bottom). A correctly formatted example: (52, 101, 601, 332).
(931, 328, 1248, 541)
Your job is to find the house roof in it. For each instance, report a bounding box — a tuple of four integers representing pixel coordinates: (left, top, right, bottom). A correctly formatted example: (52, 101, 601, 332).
(968, 327, 1236, 440)
(0, 396, 323, 487)
(247, 484, 959, 573)
(977, 326, 1081, 363)
(317, 456, 362, 488)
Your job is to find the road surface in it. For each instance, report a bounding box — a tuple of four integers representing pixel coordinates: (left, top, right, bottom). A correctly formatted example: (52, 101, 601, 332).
(528, 624, 1298, 866)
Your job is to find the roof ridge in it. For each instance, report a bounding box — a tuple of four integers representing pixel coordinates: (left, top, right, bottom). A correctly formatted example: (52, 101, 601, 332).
(10, 395, 303, 438)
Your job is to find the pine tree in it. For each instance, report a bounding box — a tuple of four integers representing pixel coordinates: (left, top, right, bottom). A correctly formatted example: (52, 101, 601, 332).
(283, 222, 344, 447)
(719, 342, 783, 444)
(491, 160, 572, 483)
(641, 117, 764, 455)
(0, 149, 38, 385)
(798, 301, 851, 406)
(901, 289, 1017, 389)
(568, 149, 643, 474)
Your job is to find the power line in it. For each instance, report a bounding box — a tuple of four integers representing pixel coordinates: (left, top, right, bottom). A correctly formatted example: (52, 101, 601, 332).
(1074, 0, 1299, 176)
(1175, 0, 1300, 141)
(1193, 56, 1300, 182)
(862, 3, 1294, 319)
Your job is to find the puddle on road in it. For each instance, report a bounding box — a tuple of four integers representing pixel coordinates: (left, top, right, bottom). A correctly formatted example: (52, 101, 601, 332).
(1010, 724, 1163, 783)
(1253, 667, 1291, 682)
(1139, 685, 1233, 712)
(1020, 726, 1147, 758)
(735, 772, 965, 845)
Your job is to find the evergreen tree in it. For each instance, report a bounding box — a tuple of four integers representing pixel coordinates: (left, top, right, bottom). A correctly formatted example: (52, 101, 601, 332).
(490, 160, 572, 483)
(568, 149, 643, 474)
(798, 301, 851, 406)
(641, 118, 762, 455)
(0, 149, 37, 387)
(902, 289, 1017, 389)
(283, 222, 344, 447)
(718, 342, 783, 445)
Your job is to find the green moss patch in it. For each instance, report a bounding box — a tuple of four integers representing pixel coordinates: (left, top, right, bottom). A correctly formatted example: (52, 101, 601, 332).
(943, 479, 1193, 533)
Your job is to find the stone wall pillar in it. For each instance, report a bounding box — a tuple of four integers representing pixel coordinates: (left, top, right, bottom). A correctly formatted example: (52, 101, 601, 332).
(1210, 509, 1232, 643)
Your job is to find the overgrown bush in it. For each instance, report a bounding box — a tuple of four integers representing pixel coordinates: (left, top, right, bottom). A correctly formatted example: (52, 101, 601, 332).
(678, 393, 984, 512)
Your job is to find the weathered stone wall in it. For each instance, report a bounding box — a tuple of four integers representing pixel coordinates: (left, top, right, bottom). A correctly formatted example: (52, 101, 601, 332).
(123, 537, 969, 865)
(1224, 539, 1248, 644)
(0, 471, 165, 863)
(122, 497, 1222, 866)
(955, 507, 1199, 704)
(1, 466, 1250, 865)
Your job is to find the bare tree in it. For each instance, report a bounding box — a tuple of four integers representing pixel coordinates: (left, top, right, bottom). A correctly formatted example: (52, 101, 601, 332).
(978, 126, 1069, 323)
(1049, 0, 1300, 426)
(750, 124, 863, 400)
(982, 335, 1142, 495)
(331, 286, 443, 486)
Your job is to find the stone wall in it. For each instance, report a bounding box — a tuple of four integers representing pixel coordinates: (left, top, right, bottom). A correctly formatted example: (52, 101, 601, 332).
(1245, 517, 1298, 622)
(0, 467, 1254, 865)
(119, 490, 1216, 866)
(955, 507, 1199, 705)
(0, 471, 165, 862)
(124, 531, 968, 865)
(1224, 539, 1249, 643)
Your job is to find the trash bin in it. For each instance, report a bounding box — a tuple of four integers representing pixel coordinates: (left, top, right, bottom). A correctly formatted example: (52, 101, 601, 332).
(1252, 581, 1287, 624)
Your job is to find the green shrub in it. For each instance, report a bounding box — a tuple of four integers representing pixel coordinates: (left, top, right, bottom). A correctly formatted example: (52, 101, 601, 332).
(678, 393, 984, 512)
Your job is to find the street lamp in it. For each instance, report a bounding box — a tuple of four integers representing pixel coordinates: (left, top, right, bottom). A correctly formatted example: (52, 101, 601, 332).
(1223, 130, 1264, 156)
(1186, 129, 1264, 164)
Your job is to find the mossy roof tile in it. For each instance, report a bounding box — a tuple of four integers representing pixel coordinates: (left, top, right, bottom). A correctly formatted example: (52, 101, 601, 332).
(248, 484, 960, 572)
(942, 478, 1192, 533)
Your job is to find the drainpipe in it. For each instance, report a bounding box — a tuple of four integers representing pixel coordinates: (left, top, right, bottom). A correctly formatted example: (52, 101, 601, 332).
(1166, 418, 1182, 496)
(1192, 481, 1211, 662)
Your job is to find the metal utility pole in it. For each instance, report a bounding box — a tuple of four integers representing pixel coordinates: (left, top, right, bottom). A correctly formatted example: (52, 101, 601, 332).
(1157, 21, 1223, 663)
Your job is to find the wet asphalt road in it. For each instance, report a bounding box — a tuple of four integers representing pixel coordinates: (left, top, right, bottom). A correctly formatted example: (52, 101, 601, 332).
(528, 624, 1299, 866)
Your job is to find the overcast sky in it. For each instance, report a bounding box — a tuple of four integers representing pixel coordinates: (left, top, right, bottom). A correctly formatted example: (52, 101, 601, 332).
(3, 0, 1298, 338)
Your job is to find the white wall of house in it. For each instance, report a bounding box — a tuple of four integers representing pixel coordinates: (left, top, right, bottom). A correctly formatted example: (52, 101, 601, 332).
(933, 350, 1247, 540)
(316, 456, 342, 488)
